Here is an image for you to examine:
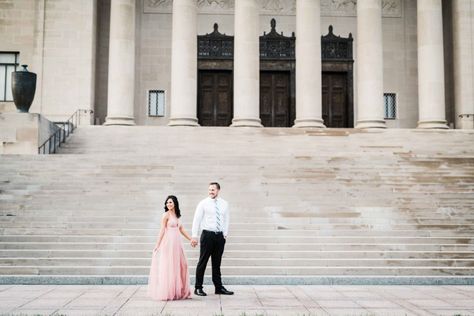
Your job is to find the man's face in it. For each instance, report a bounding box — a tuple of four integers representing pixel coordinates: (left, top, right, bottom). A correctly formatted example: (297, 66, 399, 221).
(208, 185, 219, 199)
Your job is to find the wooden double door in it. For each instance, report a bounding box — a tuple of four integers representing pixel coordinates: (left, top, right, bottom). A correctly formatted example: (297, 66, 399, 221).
(197, 70, 351, 128)
(322, 72, 350, 128)
(260, 71, 293, 127)
(198, 70, 293, 127)
(198, 70, 233, 126)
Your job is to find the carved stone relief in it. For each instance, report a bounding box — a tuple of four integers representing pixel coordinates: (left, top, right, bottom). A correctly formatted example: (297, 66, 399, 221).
(144, 0, 402, 18)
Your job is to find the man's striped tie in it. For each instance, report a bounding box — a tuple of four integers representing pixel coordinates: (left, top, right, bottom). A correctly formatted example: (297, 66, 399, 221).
(215, 199, 222, 232)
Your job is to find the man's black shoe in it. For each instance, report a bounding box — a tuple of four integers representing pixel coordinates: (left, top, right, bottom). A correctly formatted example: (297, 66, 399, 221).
(194, 288, 207, 296)
(215, 287, 234, 295)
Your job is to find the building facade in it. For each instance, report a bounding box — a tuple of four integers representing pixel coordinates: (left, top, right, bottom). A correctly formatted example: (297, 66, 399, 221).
(0, 0, 473, 129)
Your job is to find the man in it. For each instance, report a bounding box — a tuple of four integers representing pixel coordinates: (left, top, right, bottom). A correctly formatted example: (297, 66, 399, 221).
(191, 182, 234, 296)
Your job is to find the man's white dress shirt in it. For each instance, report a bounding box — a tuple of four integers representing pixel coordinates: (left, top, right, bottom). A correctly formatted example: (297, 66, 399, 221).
(192, 197, 229, 238)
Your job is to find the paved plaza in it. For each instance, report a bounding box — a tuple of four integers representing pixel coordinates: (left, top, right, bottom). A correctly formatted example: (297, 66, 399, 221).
(0, 285, 473, 315)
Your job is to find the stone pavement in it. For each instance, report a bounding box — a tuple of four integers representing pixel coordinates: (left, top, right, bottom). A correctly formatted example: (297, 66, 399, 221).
(0, 285, 474, 316)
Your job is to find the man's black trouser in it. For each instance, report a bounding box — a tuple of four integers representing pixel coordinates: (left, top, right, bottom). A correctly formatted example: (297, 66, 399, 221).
(195, 230, 226, 290)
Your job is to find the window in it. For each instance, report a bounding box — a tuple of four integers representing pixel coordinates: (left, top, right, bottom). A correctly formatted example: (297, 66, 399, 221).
(0, 52, 19, 101)
(384, 93, 397, 119)
(148, 90, 165, 117)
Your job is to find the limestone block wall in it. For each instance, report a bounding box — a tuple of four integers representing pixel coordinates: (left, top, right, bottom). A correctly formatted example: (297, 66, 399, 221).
(0, 0, 96, 123)
(41, 0, 96, 122)
(0, 0, 43, 114)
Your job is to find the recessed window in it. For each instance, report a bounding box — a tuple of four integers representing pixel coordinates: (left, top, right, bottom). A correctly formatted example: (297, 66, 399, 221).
(148, 90, 165, 117)
(0, 52, 19, 101)
(384, 93, 397, 119)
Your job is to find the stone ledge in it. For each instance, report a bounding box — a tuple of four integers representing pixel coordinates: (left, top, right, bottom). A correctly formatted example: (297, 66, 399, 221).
(0, 112, 58, 154)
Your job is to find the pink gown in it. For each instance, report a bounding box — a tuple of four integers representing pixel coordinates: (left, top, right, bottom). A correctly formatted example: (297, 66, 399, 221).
(147, 216, 191, 301)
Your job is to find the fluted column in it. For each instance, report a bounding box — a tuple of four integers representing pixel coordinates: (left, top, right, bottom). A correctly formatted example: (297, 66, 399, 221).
(104, 0, 136, 126)
(453, 0, 474, 129)
(417, 0, 449, 129)
(355, 0, 386, 129)
(231, 0, 262, 127)
(168, 0, 199, 126)
(293, 0, 325, 128)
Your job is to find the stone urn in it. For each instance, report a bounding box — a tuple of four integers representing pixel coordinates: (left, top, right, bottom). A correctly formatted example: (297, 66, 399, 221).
(11, 64, 37, 113)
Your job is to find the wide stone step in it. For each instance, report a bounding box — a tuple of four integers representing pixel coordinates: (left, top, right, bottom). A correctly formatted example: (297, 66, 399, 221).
(0, 235, 472, 244)
(0, 266, 472, 276)
(2, 227, 474, 237)
(1, 257, 474, 268)
(1, 242, 473, 251)
(1, 249, 473, 259)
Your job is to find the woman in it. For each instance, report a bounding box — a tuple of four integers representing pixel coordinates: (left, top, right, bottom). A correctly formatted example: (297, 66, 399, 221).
(147, 195, 192, 300)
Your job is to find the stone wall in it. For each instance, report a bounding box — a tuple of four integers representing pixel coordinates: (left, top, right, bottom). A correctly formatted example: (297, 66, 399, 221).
(0, 0, 96, 123)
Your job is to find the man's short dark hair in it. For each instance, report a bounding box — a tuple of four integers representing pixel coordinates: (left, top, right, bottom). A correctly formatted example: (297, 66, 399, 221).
(209, 182, 221, 190)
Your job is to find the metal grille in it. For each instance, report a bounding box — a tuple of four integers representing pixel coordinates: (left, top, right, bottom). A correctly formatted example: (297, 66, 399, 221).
(384, 93, 397, 119)
(0, 52, 19, 101)
(148, 90, 165, 117)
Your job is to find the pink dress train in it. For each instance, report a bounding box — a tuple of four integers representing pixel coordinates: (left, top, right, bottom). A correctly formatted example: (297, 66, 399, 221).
(147, 217, 192, 301)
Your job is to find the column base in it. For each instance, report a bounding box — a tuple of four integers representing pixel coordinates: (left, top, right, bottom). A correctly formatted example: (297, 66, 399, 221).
(356, 119, 387, 129)
(168, 117, 199, 127)
(104, 116, 135, 126)
(293, 118, 326, 128)
(231, 118, 263, 127)
(417, 120, 449, 129)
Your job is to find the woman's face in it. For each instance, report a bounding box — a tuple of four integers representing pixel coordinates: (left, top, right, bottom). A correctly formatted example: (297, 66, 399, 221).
(166, 199, 175, 211)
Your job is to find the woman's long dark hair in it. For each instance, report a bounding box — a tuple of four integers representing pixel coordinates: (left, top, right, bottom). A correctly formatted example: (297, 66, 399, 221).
(164, 195, 181, 218)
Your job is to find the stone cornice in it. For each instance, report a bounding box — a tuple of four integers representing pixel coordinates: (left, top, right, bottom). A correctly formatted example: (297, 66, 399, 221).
(144, 0, 402, 18)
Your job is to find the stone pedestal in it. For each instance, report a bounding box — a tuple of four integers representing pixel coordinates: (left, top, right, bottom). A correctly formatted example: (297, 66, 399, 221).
(0, 113, 58, 154)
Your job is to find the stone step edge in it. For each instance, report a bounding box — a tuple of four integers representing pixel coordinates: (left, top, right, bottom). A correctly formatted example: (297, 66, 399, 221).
(1, 275, 474, 285)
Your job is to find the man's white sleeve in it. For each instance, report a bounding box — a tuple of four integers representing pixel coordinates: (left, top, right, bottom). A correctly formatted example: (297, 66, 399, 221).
(192, 201, 204, 238)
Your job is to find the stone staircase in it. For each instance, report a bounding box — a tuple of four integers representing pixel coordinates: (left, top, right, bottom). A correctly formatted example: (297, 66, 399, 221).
(0, 126, 474, 284)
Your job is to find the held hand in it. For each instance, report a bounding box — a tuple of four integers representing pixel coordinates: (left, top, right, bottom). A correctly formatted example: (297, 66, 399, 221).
(153, 246, 159, 253)
(191, 238, 198, 248)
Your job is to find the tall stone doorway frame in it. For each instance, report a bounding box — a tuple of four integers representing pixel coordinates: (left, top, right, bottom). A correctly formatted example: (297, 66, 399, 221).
(197, 22, 354, 127)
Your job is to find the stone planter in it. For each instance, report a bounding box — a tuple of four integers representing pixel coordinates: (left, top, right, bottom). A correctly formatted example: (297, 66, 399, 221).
(11, 65, 37, 113)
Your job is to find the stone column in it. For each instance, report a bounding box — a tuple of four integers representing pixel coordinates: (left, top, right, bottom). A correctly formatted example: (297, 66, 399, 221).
(168, 0, 199, 126)
(231, 0, 262, 127)
(417, 0, 449, 129)
(104, 0, 136, 126)
(355, 0, 386, 129)
(293, 0, 325, 128)
(453, 0, 474, 129)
